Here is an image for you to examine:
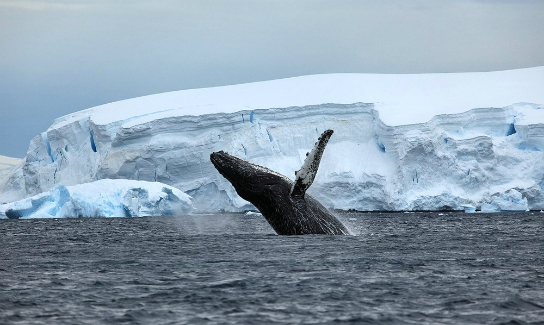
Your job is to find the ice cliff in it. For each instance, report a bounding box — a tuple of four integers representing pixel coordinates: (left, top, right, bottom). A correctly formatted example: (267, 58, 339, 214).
(0, 155, 22, 182)
(0, 179, 192, 219)
(1, 67, 543, 212)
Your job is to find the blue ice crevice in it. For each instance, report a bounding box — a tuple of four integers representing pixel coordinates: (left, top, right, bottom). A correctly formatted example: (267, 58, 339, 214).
(42, 133, 54, 163)
(374, 133, 386, 152)
(506, 123, 516, 136)
(90, 130, 97, 152)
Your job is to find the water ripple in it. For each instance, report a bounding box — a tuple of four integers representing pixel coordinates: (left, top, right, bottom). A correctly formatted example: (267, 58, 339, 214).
(0, 213, 543, 324)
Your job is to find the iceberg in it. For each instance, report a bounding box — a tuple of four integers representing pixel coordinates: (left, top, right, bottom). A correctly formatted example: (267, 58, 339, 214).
(1, 67, 543, 212)
(0, 179, 192, 219)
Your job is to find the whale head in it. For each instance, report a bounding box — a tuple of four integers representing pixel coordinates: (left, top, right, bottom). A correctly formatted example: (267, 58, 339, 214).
(210, 151, 291, 202)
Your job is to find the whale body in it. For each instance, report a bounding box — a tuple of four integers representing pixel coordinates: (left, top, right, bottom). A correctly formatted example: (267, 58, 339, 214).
(210, 130, 350, 235)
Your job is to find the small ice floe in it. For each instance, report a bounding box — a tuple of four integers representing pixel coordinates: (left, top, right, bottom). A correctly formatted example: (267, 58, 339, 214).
(461, 204, 477, 213)
(438, 213, 444, 216)
(349, 218, 357, 221)
(244, 211, 262, 216)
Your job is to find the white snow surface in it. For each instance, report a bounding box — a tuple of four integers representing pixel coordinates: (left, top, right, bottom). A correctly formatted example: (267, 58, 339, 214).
(1, 67, 543, 212)
(0, 179, 192, 219)
(51, 67, 544, 129)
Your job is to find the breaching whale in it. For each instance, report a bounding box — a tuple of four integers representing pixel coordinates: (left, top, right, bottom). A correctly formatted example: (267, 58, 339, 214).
(210, 129, 350, 235)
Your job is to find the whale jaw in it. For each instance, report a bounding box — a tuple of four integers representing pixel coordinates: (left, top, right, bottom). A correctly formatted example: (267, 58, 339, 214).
(210, 151, 290, 201)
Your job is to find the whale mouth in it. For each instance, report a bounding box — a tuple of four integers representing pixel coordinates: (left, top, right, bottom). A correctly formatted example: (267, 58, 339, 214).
(210, 151, 242, 182)
(209, 151, 221, 167)
(210, 151, 232, 174)
(211, 151, 292, 186)
(210, 151, 274, 187)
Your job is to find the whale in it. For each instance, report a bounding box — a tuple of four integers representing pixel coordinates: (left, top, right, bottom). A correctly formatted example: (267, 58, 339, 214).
(210, 129, 350, 235)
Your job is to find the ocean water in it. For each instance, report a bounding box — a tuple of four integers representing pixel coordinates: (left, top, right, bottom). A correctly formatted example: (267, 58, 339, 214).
(1, 212, 543, 325)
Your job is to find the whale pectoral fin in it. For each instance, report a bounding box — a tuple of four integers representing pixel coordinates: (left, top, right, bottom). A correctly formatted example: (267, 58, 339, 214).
(291, 129, 334, 198)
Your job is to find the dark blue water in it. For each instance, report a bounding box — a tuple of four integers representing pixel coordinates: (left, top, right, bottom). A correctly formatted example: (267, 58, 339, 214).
(1, 212, 543, 324)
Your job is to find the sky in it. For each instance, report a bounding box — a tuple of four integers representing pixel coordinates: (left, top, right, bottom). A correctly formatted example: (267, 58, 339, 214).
(1, 0, 543, 157)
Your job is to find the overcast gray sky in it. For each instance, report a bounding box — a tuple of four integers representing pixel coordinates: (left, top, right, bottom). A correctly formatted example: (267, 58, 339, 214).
(1, 0, 543, 157)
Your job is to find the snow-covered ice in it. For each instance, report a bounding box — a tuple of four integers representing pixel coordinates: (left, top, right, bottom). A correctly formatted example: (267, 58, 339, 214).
(1, 67, 543, 212)
(0, 179, 192, 219)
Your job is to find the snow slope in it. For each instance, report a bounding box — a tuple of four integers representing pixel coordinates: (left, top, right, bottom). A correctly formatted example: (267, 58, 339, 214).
(0, 179, 192, 219)
(1, 67, 543, 212)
